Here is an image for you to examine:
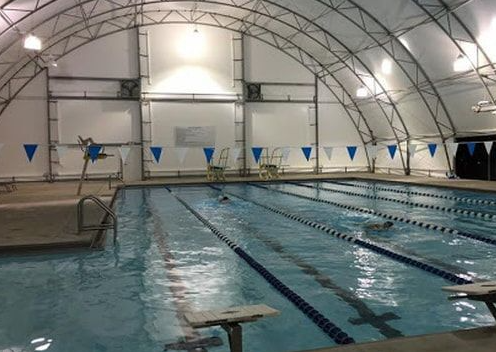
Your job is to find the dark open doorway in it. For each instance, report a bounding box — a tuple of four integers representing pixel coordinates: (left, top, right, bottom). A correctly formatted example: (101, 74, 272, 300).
(455, 135, 496, 181)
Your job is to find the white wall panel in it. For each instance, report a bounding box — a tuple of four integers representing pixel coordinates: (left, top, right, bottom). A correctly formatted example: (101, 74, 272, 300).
(247, 103, 315, 170)
(143, 25, 237, 95)
(57, 101, 140, 144)
(49, 30, 138, 78)
(55, 100, 140, 177)
(0, 74, 48, 179)
(148, 102, 236, 173)
(318, 101, 368, 169)
(245, 37, 313, 83)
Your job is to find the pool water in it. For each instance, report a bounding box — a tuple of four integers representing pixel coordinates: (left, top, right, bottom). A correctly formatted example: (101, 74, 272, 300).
(0, 180, 495, 352)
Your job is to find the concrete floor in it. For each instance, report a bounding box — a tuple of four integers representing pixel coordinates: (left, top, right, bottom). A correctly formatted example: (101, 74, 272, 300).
(299, 326, 496, 352)
(0, 181, 114, 251)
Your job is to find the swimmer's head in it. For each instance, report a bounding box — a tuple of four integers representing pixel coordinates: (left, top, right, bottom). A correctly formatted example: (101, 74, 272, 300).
(384, 221, 394, 228)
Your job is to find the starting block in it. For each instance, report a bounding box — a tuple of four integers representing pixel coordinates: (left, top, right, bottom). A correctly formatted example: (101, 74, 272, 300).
(184, 304, 280, 352)
(443, 281, 496, 322)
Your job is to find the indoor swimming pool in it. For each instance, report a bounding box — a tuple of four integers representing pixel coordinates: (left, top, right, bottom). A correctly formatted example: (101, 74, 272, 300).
(1, 180, 495, 352)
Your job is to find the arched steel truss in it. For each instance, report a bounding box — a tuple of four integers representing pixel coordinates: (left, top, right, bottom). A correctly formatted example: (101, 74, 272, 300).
(410, 0, 496, 104)
(0, 7, 382, 169)
(0, 0, 492, 172)
(0, 0, 416, 171)
(301, 0, 458, 170)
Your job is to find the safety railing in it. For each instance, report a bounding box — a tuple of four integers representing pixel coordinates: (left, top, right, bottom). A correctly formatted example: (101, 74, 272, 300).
(77, 195, 117, 245)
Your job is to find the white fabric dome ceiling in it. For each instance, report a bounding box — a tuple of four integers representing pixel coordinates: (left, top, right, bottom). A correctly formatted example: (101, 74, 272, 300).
(0, 0, 494, 165)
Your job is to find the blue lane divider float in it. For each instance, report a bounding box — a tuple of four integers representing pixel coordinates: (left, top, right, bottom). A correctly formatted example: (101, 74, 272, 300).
(250, 183, 496, 247)
(290, 182, 496, 221)
(328, 180, 496, 207)
(166, 187, 355, 345)
(211, 185, 473, 286)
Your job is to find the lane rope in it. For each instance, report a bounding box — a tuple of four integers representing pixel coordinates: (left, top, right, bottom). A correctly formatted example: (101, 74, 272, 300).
(328, 180, 496, 207)
(211, 185, 472, 286)
(289, 182, 496, 221)
(249, 183, 496, 247)
(166, 187, 356, 345)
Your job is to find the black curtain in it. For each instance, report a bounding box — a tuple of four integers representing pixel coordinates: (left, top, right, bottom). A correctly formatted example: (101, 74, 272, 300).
(455, 136, 496, 181)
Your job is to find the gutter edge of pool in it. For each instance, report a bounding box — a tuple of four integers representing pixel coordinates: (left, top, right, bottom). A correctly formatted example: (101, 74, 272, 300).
(295, 325, 496, 352)
(120, 174, 496, 195)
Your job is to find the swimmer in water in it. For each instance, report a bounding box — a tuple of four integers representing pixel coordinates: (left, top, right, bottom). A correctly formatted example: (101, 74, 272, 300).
(365, 221, 394, 231)
(218, 195, 230, 204)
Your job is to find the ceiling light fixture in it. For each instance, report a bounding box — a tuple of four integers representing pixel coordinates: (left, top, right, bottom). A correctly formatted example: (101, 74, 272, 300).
(381, 59, 392, 75)
(472, 100, 496, 115)
(453, 53, 471, 72)
(356, 86, 369, 98)
(24, 34, 42, 51)
(48, 55, 58, 67)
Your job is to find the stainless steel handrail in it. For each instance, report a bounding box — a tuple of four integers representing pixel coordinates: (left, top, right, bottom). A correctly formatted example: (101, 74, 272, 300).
(77, 195, 117, 245)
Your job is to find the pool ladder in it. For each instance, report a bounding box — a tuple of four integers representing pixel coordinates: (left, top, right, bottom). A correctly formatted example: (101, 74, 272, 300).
(77, 195, 117, 245)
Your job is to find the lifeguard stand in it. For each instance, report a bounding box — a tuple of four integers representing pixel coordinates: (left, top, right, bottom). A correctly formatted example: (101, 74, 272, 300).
(207, 147, 230, 182)
(77, 136, 111, 196)
(259, 148, 283, 180)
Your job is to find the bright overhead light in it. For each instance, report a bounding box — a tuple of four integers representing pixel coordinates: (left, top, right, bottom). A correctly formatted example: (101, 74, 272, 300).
(356, 86, 369, 98)
(399, 38, 411, 52)
(472, 100, 496, 115)
(24, 34, 42, 51)
(177, 26, 205, 59)
(381, 59, 393, 75)
(453, 53, 471, 72)
(48, 55, 58, 67)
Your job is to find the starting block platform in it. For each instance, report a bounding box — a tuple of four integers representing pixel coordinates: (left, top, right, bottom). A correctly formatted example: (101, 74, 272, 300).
(184, 304, 280, 352)
(443, 281, 496, 321)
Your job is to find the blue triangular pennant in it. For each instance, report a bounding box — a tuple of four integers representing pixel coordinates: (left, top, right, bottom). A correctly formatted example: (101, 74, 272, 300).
(203, 147, 215, 163)
(347, 146, 358, 161)
(150, 146, 163, 163)
(252, 147, 263, 163)
(23, 144, 38, 162)
(467, 142, 477, 156)
(387, 145, 397, 159)
(428, 143, 437, 157)
(88, 145, 102, 163)
(301, 147, 312, 161)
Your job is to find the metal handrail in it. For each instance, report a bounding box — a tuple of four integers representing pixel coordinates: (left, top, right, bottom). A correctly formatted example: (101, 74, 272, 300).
(77, 195, 117, 245)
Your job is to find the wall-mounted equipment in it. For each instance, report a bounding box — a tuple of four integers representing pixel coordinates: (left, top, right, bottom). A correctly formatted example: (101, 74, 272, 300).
(246, 83, 262, 101)
(120, 79, 140, 98)
(472, 101, 496, 115)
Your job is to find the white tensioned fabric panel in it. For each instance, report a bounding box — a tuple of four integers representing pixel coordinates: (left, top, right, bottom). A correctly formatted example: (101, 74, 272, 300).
(0, 0, 494, 164)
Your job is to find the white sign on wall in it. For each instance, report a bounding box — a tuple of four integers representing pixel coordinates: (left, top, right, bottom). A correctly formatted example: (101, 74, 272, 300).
(175, 126, 216, 147)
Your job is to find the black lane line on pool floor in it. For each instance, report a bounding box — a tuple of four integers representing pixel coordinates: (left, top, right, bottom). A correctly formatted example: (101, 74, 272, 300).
(144, 198, 222, 351)
(217, 185, 472, 286)
(166, 187, 356, 345)
(205, 186, 404, 339)
(262, 182, 496, 247)
(327, 180, 496, 207)
(288, 182, 496, 221)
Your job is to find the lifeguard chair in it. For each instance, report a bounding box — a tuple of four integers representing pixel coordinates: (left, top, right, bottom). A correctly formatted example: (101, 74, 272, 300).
(259, 148, 283, 180)
(77, 136, 111, 195)
(207, 147, 230, 182)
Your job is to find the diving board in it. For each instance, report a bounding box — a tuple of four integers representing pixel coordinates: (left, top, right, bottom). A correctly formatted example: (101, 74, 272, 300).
(443, 281, 496, 322)
(184, 304, 280, 352)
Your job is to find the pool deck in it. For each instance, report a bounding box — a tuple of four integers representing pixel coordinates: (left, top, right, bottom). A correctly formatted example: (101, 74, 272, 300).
(299, 326, 496, 352)
(0, 181, 114, 252)
(1, 172, 495, 252)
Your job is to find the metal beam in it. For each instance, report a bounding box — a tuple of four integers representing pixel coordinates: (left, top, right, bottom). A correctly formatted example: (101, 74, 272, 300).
(410, 0, 496, 104)
(0, 8, 381, 169)
(310, 0, 455, 170)
(0, 1, 412, 170)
